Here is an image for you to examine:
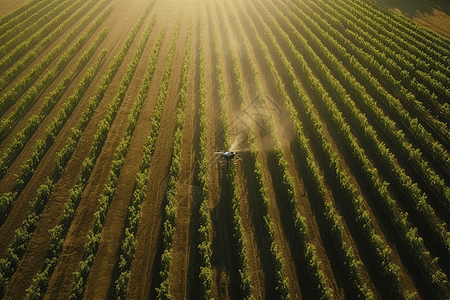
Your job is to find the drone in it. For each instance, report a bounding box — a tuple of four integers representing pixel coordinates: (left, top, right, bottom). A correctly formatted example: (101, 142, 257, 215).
(214, 150, 241, 168)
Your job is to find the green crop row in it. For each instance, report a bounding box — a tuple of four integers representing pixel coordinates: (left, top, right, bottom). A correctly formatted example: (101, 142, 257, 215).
(342, 27, 450, 204)
(0, 47, 107, 228)
(337, 0, 450, 67)
(231, 2, 292, 298)
(53, 9, 152, 178)
(195, 13, 213, 300)
(349, 30, 450, 125)
(0, 29, 108, 191)
(257, 0, 421, 297)
(156, 18, 190, 300)
(0, 0, 112, 111)
(0, 28, 108, 217)
(231, 0, 332, 298)
(291, 0, 450, 258)
(0, 0, 73, 57)
(328, 0, 450, 79)
(317, 0, 450, 153)
(0, 0, 43, 26)
(114, 17, 180, 300)
(326, 0, 450, 83)
(23, 9, 153, 300)
(0, 0, 58, 44)
(69, 22, 162, 300)
(414, 70, 450, 109)
(209, 6, 255, 298)
(248, 129, 291, 300)
(307, 0, 450, 97)
(0, 178, 53, 298)
(237, 0, 374, 298)
(0, 0, 112, 93)
(341, 17, 450, 111)
(239, 1, 353, 298)
(345, 26, 449, 121)
(0, 0, 94, 72)
(0, 42, 108, 294)
(348, 0, 450, 51)
(282, 0, 450, 296)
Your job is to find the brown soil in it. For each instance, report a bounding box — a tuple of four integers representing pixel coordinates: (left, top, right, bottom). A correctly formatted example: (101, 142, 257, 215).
(374, 0, 450, 40)
(0, 0, 31, 18)
(167, 7, 199, 299)
(124, 1, 193, 299)
(1, 0, 450, 299)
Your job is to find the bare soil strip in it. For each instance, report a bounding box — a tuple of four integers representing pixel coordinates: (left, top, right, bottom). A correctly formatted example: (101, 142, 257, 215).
(1, 0, 450, 298)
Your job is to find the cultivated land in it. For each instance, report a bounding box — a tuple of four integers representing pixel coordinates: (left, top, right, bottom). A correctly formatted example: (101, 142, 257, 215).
(373, 0, 450, 40)
(1, 0, 450, 299)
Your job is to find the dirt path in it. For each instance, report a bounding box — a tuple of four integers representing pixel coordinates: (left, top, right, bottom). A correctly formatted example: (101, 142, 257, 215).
(224, 2, 305, 298)
(0, 0, 116, 250)
(123, 1, 191, 298)
(0, 0, 100, 123)
(1, 1, 154, 298)
(0, 0, 31, 18)
(1, 0, 449, 299)
(167, 6, 199, 299)
(42, 3, 157, 299)
(215, 0, 300, 298)
(81, 19, 169, 300)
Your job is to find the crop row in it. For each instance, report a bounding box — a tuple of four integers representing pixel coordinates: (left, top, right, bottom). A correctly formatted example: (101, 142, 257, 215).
(344, 23, 448, 122)
(336, 0, 450, 69)
(23, 9, 153, 299)
(0, 43, 107, 296)
(258, 0, 436, 297)
(349, 0, 450, 50)
(318, 0, 450, 100)
(310, 0, 450, 116)
(247, 0, 406, 298)
(345, 27, 450, 122)
(156, 18, 190, 300)
(334, 0, 450, 80)
(341, 26, 450, 204)
(69, 22, 162, 300)
(0, 0, 59, 44)
(277, 0, 450, 296)
(0, 48, 108, 232)
(0, 0, 75, 58)
(230, 2, 298, 298)
(237, 0, 379, 298)
(0, 0, 113, 92)
(0, 0, 96, 73)
(209, 6, 254, 298)
(0, 30, 109, 199)
(195, 13, 213, 299)
(247, 0, 381, 297)
(290, 0, 450, 260)
(224, 2, 334, 298)
(0, 0, 112, 112)
(53, 7, 152, 178)
(0, 0, 43, 26)
(113, 16, 180, 300)
(0, 43, 106, 289)
(314, 0, 450, 160)
(0, 178, 53, 298)
(331, 1, 450, 122)
(323, 0, 450, 109)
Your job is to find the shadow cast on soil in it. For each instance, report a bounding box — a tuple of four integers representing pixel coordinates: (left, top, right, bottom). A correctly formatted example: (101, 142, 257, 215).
(240, 151, 283, 299)
(210, 168, 242, 299)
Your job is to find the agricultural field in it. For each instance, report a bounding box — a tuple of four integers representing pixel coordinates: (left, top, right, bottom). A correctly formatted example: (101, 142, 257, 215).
(1, 0, 450, 298)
